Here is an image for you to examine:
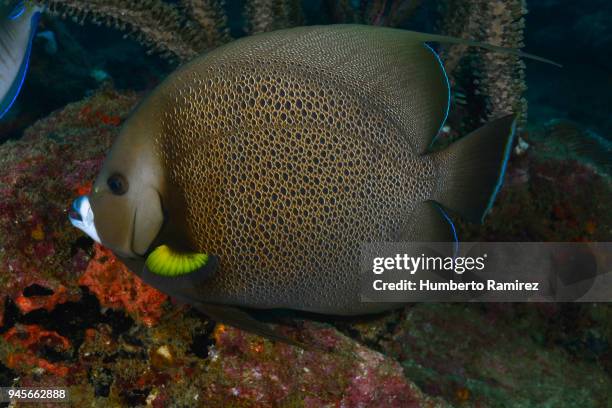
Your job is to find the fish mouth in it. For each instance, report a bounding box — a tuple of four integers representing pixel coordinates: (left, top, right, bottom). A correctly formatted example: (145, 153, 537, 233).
(68, 206, 81, 222)
(69, 195, 101, 244)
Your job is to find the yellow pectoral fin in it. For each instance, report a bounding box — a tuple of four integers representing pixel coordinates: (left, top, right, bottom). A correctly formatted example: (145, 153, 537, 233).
(145, 245, 212, 277)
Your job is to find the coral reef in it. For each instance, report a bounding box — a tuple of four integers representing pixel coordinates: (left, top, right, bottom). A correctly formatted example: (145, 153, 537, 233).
(1, 2, 610, 406)
(37, 0, 427, 60)
(1, 86, 611, 406)
(41, 0, 229, 62)
(537, 119, 612, 176)
(244, 0, 303, 34)
(181, 0, 230, 49)
(2, 308, 449, 406)
(3, 324, 72, 377)
(439, 0, 528, 128)
(0, 89, 139, 321)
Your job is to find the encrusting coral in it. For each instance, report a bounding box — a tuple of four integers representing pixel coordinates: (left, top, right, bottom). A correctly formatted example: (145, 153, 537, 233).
(79, 244, 168, 327)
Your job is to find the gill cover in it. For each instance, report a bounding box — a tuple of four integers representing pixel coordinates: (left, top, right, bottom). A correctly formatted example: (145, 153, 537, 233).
(132, 186, 164, 255)
(87, 181, 164, 258)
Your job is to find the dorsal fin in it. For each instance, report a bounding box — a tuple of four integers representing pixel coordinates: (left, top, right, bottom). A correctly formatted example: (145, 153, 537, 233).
(194, 24, 448, 154)
(406, 31, 561, 67)
(182, 24, 556, 154)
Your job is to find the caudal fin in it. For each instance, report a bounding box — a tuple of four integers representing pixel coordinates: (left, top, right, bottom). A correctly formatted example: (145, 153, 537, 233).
(432, 115, 517, 223)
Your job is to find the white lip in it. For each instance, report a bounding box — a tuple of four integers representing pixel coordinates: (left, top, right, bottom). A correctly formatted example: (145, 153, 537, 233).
(69, 195, 101, 244)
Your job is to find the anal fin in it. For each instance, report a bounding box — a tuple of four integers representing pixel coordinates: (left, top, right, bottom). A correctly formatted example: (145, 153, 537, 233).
(396, 202, 459, 288)
(398, 200, 459, 264)
(399, 201, 458, 242)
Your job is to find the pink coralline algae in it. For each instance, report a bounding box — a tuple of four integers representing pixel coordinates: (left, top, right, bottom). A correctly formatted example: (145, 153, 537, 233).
(200, 322, 449, 408)
(0, 89, 140, 319)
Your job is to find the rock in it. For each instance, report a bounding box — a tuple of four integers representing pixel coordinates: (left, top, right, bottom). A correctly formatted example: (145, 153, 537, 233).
(379, 303, 612, 407)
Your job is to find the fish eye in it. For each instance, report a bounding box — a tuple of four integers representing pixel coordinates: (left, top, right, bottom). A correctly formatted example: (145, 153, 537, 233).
(107, 173, 129, 195)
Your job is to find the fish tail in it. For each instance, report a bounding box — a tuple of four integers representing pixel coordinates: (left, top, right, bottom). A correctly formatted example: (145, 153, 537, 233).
(431, 114, 517, 224)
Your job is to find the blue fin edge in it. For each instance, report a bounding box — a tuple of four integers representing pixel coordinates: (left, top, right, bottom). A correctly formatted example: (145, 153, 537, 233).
(423, 43, 451, 149)
(434, 204, 459, 257)
(8, 1, 26, 20)
(0, 10, 40, 120)
(481, 118, 518, 223)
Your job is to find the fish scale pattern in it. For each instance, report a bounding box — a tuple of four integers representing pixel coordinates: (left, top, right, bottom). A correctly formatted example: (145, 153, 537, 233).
(152, 26, 444, 314)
